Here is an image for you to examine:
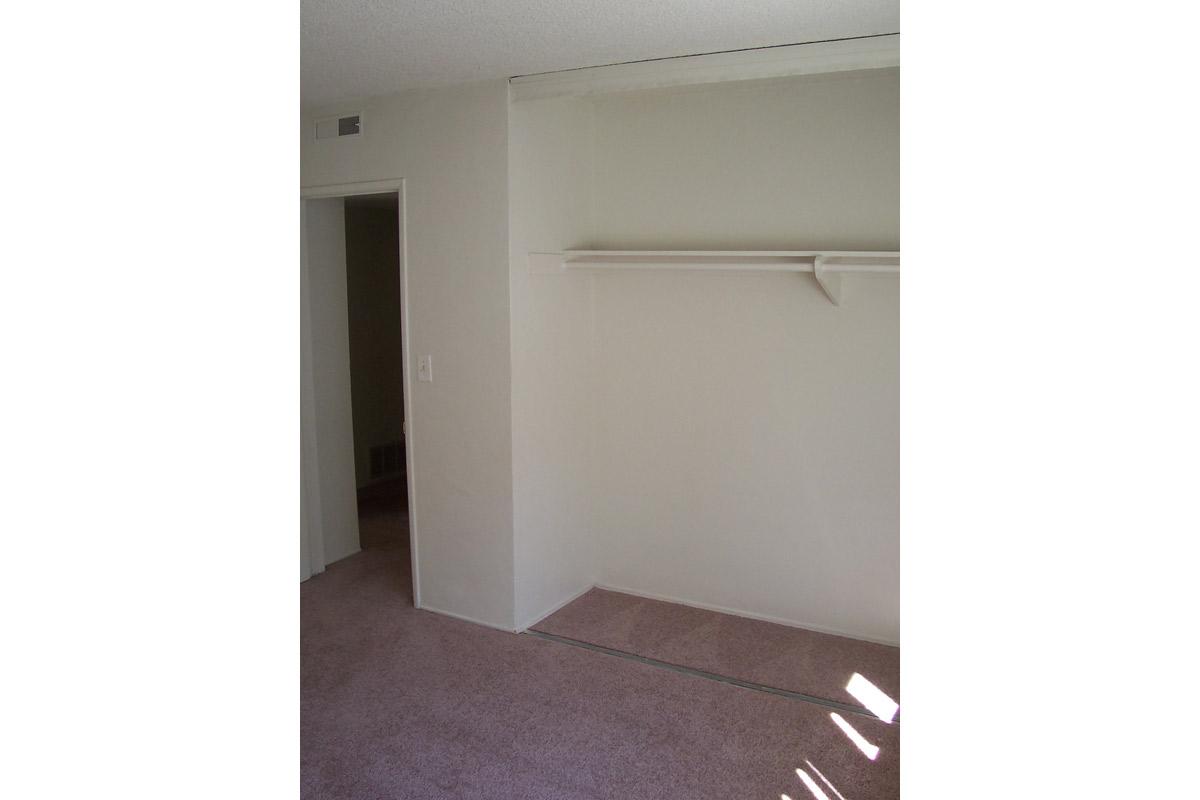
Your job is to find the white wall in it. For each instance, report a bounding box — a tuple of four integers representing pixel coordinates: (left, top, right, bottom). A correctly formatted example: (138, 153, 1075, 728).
(590, 70, 899, 250)
(302, 81, 514, 629)
(506, 69, 899, 643)
(590, 272, 899, 642)
(302, 197, 360, 566)
(301, 66, 899, 642)
(586, 70, 899, 643)
(508, 96, 597, 628)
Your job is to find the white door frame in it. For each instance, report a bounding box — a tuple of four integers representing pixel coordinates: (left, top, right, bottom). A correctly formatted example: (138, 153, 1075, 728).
(300, 178, 421, 608)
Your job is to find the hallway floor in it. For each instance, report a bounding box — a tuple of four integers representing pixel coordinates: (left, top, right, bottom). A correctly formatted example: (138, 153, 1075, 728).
(302, 518, 899, 799)
(356, 477, 408, 551)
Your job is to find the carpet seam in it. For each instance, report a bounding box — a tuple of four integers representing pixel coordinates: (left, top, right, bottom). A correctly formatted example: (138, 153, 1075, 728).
(523, 629, 895, 724)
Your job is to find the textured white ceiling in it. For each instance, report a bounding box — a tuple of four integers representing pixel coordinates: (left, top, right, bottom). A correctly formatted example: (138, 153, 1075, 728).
(301, 0, 898, 109)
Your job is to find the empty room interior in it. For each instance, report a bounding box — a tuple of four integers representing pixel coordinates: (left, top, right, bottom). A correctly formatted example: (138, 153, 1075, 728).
(302, 3, 901, 798)
(11, 2, 1200, 798)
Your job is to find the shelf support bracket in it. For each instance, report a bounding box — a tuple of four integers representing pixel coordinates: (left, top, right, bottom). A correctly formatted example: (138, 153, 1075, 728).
(812, 255, 843, 306)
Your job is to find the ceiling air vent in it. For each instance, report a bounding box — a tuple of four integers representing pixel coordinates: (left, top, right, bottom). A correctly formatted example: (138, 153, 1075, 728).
(315, 113, 361, 140)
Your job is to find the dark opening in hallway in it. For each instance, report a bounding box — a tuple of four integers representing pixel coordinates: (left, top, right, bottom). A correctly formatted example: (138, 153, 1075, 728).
(356, 476, 409, 553)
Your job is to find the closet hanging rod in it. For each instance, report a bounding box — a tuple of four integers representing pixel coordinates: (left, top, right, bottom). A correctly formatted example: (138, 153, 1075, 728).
(561, 260, 897, 273)
(527, 250, 900, 306)
(558, 250, 898, 272)
(562, 250, 896, 258)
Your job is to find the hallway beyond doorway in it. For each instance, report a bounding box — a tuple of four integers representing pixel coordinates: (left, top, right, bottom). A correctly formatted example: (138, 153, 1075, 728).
(356, 478, 408, 552)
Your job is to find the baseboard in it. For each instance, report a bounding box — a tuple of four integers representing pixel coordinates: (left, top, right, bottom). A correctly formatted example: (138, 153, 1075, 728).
(593, 583, 899, 647)
(516, 582, 595, 632)
(323, 545, 361, 568)
(419, 604, 515, 633)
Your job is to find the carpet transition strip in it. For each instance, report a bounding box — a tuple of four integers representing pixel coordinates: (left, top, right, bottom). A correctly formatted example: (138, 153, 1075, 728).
(524, 629, 882, 720)
(531, 587, 900, 713)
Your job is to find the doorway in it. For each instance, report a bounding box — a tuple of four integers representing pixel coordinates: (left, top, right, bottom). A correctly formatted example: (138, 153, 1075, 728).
(301, 180, 419, 605)
(344, 193, 407, 551)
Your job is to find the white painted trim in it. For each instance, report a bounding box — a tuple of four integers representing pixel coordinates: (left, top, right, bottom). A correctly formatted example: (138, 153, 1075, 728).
(301, 178, 406, 199)
(299, 199, 327, 579)
(420, 605, 516, 633)
(396, 180, 422, 609)
(300, 178, 422, 609)
(594, 583, 899, 647)
(510, 35, 899, 102)
(516, 583, 595, 632)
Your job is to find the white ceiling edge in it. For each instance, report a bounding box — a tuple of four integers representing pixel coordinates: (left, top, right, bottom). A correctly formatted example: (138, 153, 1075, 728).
(509, 34, 898, 102)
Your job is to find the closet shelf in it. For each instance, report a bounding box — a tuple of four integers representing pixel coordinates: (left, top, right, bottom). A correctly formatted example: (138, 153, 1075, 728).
(528, 250, 900, 306)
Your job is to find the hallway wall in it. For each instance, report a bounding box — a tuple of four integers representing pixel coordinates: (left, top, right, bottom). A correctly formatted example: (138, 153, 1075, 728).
(302, 197, 360, 567)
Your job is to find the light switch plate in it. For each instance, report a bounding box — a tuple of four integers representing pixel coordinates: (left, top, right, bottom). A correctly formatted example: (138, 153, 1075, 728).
(418, 355, 433, 382)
